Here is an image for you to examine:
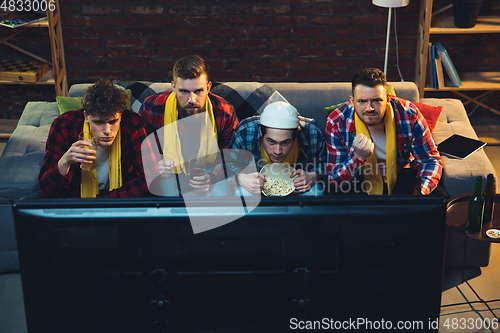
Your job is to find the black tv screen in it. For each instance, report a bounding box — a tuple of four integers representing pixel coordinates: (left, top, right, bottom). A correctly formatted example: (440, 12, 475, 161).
(13, 196, 447, 333)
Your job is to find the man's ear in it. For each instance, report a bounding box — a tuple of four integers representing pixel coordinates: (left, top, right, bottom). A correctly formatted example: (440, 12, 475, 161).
(207, 80, 212, 92)
(349, 95, 354, 104)
(171, 81, 175, 94)
(83, 111, 89, 123)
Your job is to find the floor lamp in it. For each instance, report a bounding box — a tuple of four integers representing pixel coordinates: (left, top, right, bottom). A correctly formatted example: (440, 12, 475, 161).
(372, 0, 409, 76)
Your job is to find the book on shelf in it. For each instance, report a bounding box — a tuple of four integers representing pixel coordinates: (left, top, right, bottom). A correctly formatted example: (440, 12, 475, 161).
(435, 57, 445, 89)
(431, 44, 438, 88)
(434, 41, 462, 87)
(0, 11, 46, 28)
(427, 43, 438, 88)
(426, 43, 433, 88)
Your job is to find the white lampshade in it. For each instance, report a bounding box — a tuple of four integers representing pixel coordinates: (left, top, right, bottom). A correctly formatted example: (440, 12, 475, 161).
(372, 0, 409, 8)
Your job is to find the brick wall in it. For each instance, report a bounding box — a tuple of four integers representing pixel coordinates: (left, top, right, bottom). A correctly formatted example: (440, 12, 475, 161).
(59, 0, 420, 83)
(1, 0, 500, 119)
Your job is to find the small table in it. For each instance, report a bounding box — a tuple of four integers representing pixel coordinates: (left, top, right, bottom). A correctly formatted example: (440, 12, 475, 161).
(443, 193, 500, 318)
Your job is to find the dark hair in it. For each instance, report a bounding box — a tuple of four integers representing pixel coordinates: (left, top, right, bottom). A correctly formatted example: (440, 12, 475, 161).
(173, 55, 210, 83)
(81, 79, 127, 118)
(351, 68, 387, 94)
(260, 125, 298, 141)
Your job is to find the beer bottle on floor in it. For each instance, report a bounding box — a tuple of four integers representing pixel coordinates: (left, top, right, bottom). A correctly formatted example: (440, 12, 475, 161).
(466, 176, 484, 234)
(412, 176, 422, 195)
(483, 173, 496, 224)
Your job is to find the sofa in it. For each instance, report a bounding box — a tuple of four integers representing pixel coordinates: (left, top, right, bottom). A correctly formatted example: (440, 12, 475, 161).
(0, 80, 496, 273)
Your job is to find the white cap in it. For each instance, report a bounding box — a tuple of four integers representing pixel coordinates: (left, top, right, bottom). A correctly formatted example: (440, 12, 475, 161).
(260, 102, 299, 129)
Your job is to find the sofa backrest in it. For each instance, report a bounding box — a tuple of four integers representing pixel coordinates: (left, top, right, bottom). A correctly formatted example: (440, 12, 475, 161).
(267, 82, 419, 130)
(69, 81, 420, 131)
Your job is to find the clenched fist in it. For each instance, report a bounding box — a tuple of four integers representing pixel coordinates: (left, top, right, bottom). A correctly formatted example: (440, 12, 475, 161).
(353, 133, 374, 160)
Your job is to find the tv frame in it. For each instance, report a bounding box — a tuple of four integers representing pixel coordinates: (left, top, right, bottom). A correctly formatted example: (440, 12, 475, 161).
(13, 196, 447, 333)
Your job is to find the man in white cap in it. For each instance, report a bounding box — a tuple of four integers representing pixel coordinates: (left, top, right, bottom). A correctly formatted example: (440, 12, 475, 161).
(228, 101, 326, 195)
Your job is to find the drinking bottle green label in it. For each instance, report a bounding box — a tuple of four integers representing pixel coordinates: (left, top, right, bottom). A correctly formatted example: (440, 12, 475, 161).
(466, 176, 484, 234)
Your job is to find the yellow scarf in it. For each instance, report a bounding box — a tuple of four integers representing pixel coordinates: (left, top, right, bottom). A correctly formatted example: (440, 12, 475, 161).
(163, 92, 218, 175)
(80, 120, 122, 198)
(354, 102, 397, 195)
(260, 137, 299, 167)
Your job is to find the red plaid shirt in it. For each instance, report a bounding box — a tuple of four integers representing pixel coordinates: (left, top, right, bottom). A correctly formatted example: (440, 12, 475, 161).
(138, 91, 239, 150)
(326, 96, 442, 195)
(38, 109, 157, 198)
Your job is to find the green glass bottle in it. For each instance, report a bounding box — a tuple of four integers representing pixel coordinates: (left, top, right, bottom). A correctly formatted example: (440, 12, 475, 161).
(483, 173, 496, 224)
(466, 176, 484, 234)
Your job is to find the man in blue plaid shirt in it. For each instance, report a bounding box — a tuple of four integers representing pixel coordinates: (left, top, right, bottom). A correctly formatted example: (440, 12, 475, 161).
(228, 101, 326, 196)
(326, 68, 445, 196)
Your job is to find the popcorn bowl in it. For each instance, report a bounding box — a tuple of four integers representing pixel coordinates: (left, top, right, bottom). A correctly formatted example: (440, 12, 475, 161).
(260, 163, 296, 196)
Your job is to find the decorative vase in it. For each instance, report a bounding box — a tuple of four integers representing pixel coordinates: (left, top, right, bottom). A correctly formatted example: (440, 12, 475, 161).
(452, 0, 485, 28)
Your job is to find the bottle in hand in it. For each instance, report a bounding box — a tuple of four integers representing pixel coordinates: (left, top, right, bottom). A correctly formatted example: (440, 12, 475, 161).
(466, 176, 485, 234)
(412, 176, 422, 195)
(483, 173, 496, 224)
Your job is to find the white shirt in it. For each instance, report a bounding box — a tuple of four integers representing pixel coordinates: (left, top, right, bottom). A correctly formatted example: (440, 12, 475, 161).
(95, 145, 110, 190)
(368, 123, 387, 177)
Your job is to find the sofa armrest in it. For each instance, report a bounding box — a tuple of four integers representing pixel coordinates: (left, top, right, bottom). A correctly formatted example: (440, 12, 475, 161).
(0, 102, 59, 200)
(422, 97, 497, 197)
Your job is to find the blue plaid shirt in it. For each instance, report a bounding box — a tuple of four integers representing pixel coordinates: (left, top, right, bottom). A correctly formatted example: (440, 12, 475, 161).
(326, 96, 442, 195)
(228, 115, 327, 179)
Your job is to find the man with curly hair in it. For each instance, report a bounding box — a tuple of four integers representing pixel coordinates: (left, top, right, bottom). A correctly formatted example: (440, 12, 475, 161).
(39, 79, 155, 198)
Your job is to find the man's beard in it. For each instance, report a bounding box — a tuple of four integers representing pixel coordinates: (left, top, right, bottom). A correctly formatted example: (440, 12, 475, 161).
(178, 101, 205, 119)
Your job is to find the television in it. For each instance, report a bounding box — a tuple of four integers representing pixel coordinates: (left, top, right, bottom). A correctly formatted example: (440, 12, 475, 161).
(13, 196, 447, 333)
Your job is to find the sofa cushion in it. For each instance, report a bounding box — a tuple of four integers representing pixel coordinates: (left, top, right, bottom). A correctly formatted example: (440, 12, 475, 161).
(412, 102, 442, 133)
(56, 96, 83, 114)
(210, 82, 288, 121)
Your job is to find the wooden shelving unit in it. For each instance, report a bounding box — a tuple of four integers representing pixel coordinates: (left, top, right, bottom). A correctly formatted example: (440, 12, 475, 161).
(415, 0, 500, 115)
(0, 0, 67, 96)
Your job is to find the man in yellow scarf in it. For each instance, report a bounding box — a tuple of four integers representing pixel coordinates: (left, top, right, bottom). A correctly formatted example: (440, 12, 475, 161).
(326, 68, 445, 196)
(228, 101, 327, 196)
(39, 79, 152, 198)
(139, 56, 239, 197)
